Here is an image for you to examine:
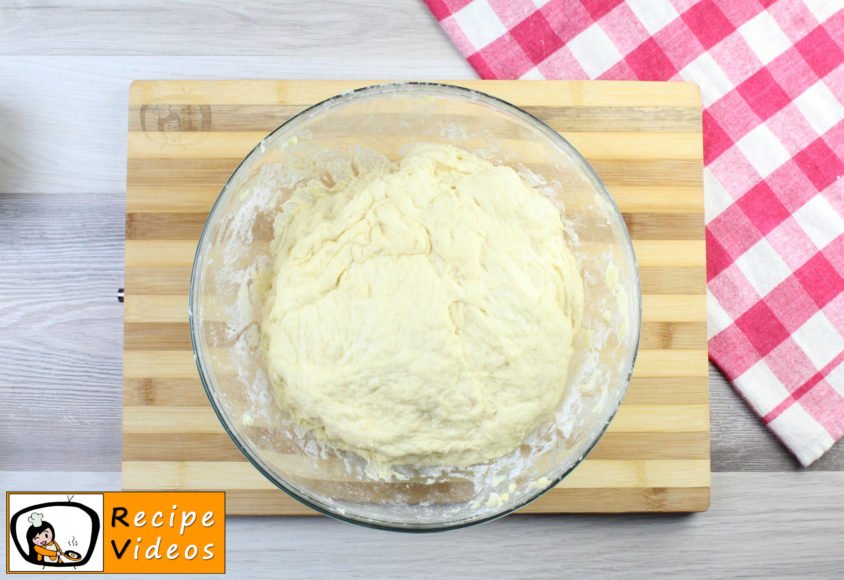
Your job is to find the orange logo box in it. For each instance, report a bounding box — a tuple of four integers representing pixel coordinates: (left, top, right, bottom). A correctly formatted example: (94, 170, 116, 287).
(103, 492, 225, 574)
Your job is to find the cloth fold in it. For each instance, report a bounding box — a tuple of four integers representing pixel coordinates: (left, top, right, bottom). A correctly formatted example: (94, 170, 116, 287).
(425, 0, 844, 465)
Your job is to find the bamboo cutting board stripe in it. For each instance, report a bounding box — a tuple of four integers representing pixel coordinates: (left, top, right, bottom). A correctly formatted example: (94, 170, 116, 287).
(124, 239, 706, 268)
(122, 405, 710, 434)
(123, 460, 709, 490)
(126, 212, 704, 240)
(123, 376, 709, 406)
(123, 349, 708, 379)
(123, 266, 706, 296)
(123, 80, 709, 514)
(129, 106, 702, 133)
(127, 184, 705, 213)
(123, 294, 707, 324)
(128, 131, 703, 160)
(128, 80, 701, 107)
(122, 432, 710, 462)
(123, 321, 706, 350)
(127, 158, 702, 188)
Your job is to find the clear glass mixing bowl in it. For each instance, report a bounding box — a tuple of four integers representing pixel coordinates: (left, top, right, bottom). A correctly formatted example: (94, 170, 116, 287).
(189, 82, 641, 531)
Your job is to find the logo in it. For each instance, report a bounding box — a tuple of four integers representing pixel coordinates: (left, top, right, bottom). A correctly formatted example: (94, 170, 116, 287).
(7, 493, 103, 573)
(138, 89, 211, 149)
(7, 492, 225, 574)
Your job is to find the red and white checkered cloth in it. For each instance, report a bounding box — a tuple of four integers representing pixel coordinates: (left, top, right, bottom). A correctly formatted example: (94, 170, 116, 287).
(425, 0, 844, 465)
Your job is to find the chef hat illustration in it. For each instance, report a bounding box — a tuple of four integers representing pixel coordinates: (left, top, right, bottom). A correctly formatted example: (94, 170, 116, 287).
(27, 512, 44, 527)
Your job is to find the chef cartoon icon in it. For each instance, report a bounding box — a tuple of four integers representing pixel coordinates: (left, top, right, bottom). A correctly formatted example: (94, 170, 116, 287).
(25, 511, 77, 565)
(8, 494, 101, 572)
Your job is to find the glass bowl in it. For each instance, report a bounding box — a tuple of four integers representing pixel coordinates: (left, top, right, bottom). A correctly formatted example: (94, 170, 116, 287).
(189, 82, 641, 531)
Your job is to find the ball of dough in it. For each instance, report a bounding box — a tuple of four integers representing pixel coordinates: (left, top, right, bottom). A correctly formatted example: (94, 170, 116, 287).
(262, 144, 583, 467)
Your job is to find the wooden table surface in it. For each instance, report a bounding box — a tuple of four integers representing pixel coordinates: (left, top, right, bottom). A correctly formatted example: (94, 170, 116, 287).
(0, 2, 841, 577)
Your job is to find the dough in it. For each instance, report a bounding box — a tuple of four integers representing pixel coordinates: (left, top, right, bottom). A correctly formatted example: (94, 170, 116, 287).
(262, 144, 583, 467)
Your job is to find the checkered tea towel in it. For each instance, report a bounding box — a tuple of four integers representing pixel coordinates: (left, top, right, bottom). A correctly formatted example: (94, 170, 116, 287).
(425, 0, 844, 465)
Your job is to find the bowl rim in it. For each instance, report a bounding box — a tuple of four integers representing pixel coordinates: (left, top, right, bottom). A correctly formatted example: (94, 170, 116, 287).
(188, 81, 642, 532)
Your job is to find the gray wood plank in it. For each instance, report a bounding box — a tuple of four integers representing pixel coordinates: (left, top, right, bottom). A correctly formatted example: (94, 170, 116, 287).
(2, 471, 843, 578)
(0, 1, 469, 194)
(0, 56, 473, 194)
(0, 0, 456, 57)
(0, 192, 125, 471)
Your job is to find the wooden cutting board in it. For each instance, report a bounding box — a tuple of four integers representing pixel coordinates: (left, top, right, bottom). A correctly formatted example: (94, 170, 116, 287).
(123, 80, 709, 514)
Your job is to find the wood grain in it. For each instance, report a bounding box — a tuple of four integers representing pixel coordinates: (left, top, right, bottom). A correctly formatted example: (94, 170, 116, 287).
(122, 239, 706, 269)
(123, 459, 709, 491)
(129, 481, 710, 515)
(127, 471, 844, 575)
(128, 347, 710, 379)
(124, 318, 706, 350)
(125, 157, 703, 189)
(121, 431, 711, 463)
(0, 192, 125, 472)
(125, 183, 705, 214)
(1, 2, 842, 571)
(120, 80, 710, 515)
(127, 130, 703, 160)
(121, 404, 709, 436)
(125, 211, 702, 242)
(126, 104, 702, 133)
(120, 374, 709, 408)
(128, 79, 702, 107)
(120, 265, 706, 296)
(0, 1, 459, 57)
(0, 58, 474, 196)
(122, 320, 706, 351)
(4, 471, 844, 578)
